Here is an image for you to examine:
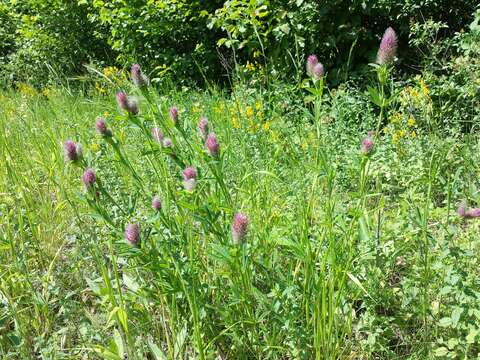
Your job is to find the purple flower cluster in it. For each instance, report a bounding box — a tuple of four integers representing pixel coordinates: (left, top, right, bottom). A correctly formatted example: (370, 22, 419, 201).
(182, 166, 197, 191)
(458, 203, 480, 219)
(131, 63, 149, 87)
(231, 212, 249, 244)
(64, 140, 83, 162)
(205, 133, 220, 157)
(96, 117, 112, 137)
(116, 91, 139, 115)
(68, 64, 257, 249)
(152, 196, 162, 211)
(169, 106, 178, 123)
(125, 223, 140, 245)
(198, 117, 209, 140)
(361, 135, 375, 155)
(306, 54, 324, 80)
(82, 168, 96, 192)
(377, 27, 398, 65)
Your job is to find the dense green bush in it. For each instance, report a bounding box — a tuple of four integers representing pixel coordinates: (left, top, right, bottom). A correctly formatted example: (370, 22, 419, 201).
(0, 3, 16, 79)
(409, 10, 480, 132)
(210, 0, 478, 84)
(0, 0, 477, 87)
(82, 0, 225, 85)
(0, 0, 109, 86)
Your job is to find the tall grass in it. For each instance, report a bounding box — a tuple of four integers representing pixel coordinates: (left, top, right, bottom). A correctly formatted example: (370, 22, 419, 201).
(1, 66, 480, 360)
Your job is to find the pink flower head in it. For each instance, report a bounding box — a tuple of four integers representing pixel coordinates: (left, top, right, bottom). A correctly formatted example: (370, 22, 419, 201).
(116, 91, 138, 114)
(126, 97, 139, 115)
(131, 63, 149, 87)
(377, 27, 398, 65)
(96, 116, 112, 137)
(231, 212, 249, 244)
(125, 223, 140, 245)
(82, 168, 96, 191)
(457, 203, 467, 217)
(361, 136, 375, 154)
(64, 140, 83, 162)
(182, 166, 197, 180)
(205, 132, 220, 157)
(151, 127, 164, 143)
(152, 196, 162, 211)
(467, 208, 480, 218)
(198, 117, 209, 139)
(162, 137, 173, 148)
(182, 166, 197, 191)
(456, 203, 480, 219)
(306, 55, 318, 76)
(312, 63, 324, 80)
(64, 140, 78, 161)
(169, 106, 178, 123)
(116, 91, 128, 110)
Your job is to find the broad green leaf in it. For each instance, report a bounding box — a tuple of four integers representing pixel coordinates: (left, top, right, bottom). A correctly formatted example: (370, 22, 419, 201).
(438, 317, 452, 328)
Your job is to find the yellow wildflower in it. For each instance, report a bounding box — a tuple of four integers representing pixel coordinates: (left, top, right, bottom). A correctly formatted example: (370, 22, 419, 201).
(232, 115, 240, 129)
(420, 79, 430, 97)
(192, 102, 201, 114)
(89, 143, 100, 153)
(262, 121, 270, 131)
(245, 106, 254, 119)
(399, 129, 407, 137)
(255, 100, 262, 110)
(245, 61, 255, 72)
(407, 117, 416, 127)
(18, 83, 36, 97)
(103, 66, 119, 78)
(411, 130, 417, 138)
(392, 132, 400, 144)
(42, 88, 54, 98)
(95, 82, 107, 94)
(270, 130, 280, 143)
(390, 112, 402, 124)
(410, 88, 419, 99)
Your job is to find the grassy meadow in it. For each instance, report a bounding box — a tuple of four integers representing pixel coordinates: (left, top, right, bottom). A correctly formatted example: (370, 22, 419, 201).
(0, 66, 480, 360)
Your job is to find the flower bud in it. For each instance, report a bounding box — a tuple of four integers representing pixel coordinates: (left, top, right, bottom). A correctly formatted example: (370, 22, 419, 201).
(169, 106, 178, 123)
(64, 140, 82, 162)
(82, 168, 96, 191)
(205, 132, 220, 157)
(361, 136, 374, 154)
(306, 55, 318, 76)
(232, 212, 249, 245)
(182, 166, 197, 192)
(312, 63, 324, 80)
(152, 196, 162, 211)
(131, 63, 149, 87)
(198, 117, 209, 139)
(376, 27, 398, 65)
(96, 117, 112, 137)
(125, 223, 140, 245)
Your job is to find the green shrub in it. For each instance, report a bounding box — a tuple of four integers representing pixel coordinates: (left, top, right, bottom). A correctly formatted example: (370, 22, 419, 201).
(210, 0, 478, 84)
(409, 10, 480, 133)
(83, 0, 225, 86)
(0, 0, 110, 87)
